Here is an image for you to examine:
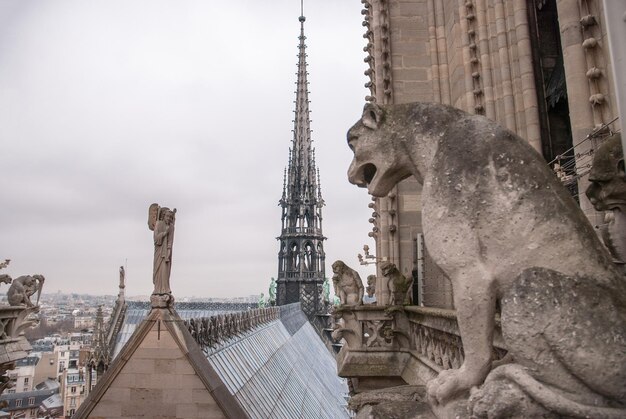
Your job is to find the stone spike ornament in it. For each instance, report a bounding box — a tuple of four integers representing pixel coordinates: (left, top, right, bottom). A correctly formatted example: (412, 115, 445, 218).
(148, 203, 176, 308)
(276, 12, 326, 317)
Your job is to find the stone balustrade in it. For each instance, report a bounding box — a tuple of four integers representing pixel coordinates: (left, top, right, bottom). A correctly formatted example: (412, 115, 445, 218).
(184, 306, 280, 353)
(333, 305, 507, 387)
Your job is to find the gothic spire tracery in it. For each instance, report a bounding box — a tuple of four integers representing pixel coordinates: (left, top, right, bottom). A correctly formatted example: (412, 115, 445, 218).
(277, 11, 326, 317)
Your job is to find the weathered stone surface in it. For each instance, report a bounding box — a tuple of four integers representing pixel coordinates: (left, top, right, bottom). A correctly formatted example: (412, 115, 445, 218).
(356, 401, 435, 419)
(380, 261, 413, 305)
(6, 274, 44, 307)
(148, 203, 176, 307)
(586, 133, 626, 269)
(346, 102, 626, 417)
(77, 309, 233, 419)
(331, 260, 364, 306)
(351, 385, 435, 419)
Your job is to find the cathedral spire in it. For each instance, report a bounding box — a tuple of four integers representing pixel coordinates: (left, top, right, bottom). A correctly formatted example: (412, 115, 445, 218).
(286, 10, 316, 206)
(277, 10, 326, 317)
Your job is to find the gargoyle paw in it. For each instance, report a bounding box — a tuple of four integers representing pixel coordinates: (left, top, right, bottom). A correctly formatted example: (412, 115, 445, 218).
(426, 367, 483, 405)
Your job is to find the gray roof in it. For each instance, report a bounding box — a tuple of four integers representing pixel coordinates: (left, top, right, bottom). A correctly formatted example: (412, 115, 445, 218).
(112, 302, 253, 357)
(0, 388, 59, 412)
(205, 307, 349, 419)
(15, 355, 39, 367)
(41, 393, 63, 410)
(102, 301, 347, 418)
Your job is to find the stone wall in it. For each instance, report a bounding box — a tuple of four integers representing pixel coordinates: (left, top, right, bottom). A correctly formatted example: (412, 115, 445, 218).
(87, 319, 225, 419)
(361, 0, 619, 308)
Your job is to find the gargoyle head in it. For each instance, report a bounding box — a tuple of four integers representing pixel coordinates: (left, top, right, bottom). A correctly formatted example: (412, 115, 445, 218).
(347, 103, 413, 197)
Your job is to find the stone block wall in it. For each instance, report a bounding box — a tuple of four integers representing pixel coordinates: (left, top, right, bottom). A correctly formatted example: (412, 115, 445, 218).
(87, 320, 225, 419)
(362, 0, 619, 309)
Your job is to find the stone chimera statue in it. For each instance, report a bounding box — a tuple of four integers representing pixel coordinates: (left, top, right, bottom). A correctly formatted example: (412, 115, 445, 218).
(380, 261, 412, 305)
(347, 102, 626, 418)
(331, 260, 364, 306)
(7, 275, 44, 307)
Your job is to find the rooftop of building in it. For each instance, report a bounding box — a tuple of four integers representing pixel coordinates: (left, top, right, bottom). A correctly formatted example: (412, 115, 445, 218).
(111, 300, 258, 358)
(203, 303, 348, 418)
(14, 355, 40, 367)
(0, 387, 59, 412)
(77, 302, 347, 419)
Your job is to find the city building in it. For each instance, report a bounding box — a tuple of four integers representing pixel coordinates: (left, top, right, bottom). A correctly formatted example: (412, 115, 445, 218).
(60, 367, 87, 417)
(32, 352, 58, 389)
(5, 356, 39, 394)
(0, 387, 58, 419)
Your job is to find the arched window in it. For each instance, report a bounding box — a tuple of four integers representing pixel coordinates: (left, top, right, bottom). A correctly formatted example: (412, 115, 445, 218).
(304, 242, 315, 271)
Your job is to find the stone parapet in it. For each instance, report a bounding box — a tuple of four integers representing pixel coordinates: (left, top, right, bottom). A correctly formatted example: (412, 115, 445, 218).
(334, 305, 506, 388)
(184, 306, 280, 354)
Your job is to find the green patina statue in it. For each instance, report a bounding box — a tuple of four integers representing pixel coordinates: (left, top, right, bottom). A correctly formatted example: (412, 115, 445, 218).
(268, 277, 277, 304)
(322, 277, 331, 303)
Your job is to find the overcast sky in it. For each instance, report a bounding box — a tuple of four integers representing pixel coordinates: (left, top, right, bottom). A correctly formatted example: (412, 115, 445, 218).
(0, 1, 376, 298)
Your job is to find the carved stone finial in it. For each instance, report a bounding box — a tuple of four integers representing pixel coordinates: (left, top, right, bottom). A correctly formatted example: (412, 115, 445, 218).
(148, 203, 176, 308)
(0, 260, 11, 287)
(331, 260, 364, 306)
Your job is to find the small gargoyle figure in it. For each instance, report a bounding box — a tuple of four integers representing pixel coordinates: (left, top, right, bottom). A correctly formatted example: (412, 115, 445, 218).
(380, 261, 413, 305)
(366, 274, 376, 298)
(586, 133, 626, 270)
(7, 275, 44, 307)
(331, 260, 364, 305)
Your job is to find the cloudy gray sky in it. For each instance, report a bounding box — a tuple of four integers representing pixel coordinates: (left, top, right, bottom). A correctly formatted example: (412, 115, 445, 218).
(0, 0, 376, 298)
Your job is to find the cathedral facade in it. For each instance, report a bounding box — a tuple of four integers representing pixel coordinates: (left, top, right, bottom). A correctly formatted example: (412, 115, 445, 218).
(360, 0, 621, 308)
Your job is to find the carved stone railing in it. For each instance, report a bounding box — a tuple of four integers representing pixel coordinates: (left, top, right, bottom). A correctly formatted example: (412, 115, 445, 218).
(281, 227, 322, 235)
(184, 307, 280, 353)
(333, 305, 507, 384)
(333, 305, 412, 378)
(127, 300, 257, 311)
(405, 306, 507, 374)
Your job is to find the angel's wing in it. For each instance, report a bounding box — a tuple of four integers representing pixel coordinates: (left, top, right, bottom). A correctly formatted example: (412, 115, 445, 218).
(148, 203, 160, 231)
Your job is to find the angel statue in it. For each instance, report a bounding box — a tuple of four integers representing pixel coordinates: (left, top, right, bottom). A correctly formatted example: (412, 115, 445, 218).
(148, 203, 176, 306)
(119, 266, 125, 289)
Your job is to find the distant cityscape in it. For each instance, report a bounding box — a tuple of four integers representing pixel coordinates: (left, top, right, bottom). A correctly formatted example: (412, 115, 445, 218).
(0, 292, 262, 418)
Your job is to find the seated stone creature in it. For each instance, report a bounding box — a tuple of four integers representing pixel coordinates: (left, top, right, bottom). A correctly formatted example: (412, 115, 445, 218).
(7, 275, 44, 307)
(380, 261, 413, 305)
(347, 102, 626, 418)
(332, 260, 364, 305)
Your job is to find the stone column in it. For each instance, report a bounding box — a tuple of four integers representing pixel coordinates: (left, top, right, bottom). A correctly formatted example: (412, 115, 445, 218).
(556, 0, 598, 220)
